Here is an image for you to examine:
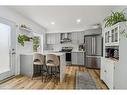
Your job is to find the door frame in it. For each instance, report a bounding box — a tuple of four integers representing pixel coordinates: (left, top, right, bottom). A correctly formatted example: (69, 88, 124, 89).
(0, 17, 16, 80)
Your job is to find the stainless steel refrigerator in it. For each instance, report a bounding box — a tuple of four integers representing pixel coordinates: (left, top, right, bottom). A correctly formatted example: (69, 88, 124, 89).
(84, 35, 102, 69)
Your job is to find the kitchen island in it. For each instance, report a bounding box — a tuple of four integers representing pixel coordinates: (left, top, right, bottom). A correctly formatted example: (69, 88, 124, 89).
(20, 52, 66, 82)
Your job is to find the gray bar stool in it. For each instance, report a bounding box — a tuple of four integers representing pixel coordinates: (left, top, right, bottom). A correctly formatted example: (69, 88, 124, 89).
(32, 53, 47, 82)
(45, 54, 60, 82)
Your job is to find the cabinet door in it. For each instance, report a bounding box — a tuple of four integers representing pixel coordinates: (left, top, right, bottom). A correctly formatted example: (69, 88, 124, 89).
(105, 31, 110, 44)
(71, 52, 77, 65)
(104, 25, 119, 46)
(72, 32, 77, 44)
(102, 58, 114, 89)
(50, 34, 54, 44)
(111, 26, 119, 46)
(100, 57, 106, 80)
(55, 33, 60, 44)
(46, 34, 50, 44)
(81, 32, 84, 43)
(47, 33, 59, 44)
(77, 32, 82, 44)
(101, 58, 114, 89)
(77, 53, 84, 66)
(49, 34, 53, 44)
(111, 29, 115, 42)
(106, 60, 114, 89)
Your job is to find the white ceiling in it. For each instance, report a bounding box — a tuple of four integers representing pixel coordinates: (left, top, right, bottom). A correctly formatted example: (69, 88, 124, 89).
(10, 6, 115, 33)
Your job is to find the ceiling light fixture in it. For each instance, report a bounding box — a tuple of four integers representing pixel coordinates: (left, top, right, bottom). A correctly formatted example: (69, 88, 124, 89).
(76, 19, 81, 23)
(51, 22, 55, 25)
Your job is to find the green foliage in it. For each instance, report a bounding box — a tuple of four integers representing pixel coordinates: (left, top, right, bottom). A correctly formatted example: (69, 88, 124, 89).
(18, 34, 32, 46)
(33, 36, 40, 52)
(104, 10, 127, 27)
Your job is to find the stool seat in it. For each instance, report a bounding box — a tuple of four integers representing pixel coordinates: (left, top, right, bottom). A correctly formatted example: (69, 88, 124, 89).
(34, 61, 43, 65)
(46, 63, 56, 67)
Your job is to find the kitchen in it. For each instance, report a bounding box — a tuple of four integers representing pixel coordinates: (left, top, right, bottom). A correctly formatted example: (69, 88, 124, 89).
(45, 27, 102, 68)
(0, 6, 127, 90)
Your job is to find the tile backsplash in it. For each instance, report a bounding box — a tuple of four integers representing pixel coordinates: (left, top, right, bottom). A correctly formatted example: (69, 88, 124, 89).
(46, 43, 79, 51)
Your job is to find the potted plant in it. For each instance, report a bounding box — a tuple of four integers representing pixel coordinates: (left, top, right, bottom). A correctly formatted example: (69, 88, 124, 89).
(104, 10, 127, 27)
(18, 34, 32, 46)
(32, 36, 40, 52)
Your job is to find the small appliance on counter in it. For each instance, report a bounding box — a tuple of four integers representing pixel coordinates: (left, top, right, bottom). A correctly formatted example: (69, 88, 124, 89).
(105, 46, 119, 59)
(79, 44, 85, 51)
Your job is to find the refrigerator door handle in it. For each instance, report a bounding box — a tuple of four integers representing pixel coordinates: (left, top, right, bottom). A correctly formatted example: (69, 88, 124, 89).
(92, 37, 95, 55)
(91, 37, 94, 55)
(93, 37, 96, 55)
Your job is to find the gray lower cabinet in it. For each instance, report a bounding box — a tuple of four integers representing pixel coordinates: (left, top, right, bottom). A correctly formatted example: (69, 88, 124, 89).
(71, 52, 84, 66)
(71, 52, 78, 65)
(77, 52, 84, 65)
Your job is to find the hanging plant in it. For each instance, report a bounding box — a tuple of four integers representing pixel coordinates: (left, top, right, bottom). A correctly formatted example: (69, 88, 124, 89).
(104, 10, 127, 27)
(18, 34, 32, 46)
(33, 36, 40, 52)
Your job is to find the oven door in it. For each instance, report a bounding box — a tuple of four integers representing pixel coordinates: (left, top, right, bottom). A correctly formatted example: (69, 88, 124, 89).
(66, 53, 71, 64)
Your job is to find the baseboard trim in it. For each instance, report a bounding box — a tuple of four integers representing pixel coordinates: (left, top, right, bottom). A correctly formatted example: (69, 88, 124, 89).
(0, 75, 16, 84)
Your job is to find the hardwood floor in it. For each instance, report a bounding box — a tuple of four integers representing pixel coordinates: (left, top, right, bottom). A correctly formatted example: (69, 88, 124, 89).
(0, 66, 108, 89)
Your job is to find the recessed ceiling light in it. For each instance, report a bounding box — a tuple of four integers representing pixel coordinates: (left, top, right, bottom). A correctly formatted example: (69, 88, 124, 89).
(51, 22, 55, 25)
(76, 19, 81, 23)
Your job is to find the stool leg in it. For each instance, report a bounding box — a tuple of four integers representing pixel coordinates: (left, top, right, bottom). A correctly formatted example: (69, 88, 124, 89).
(51, 67, 52, 77)
(45, 65, 48, 82)
(45, 66, 49, 82)
(41, 65, 43, 82)
(57, 66, 60, 73)
(39, 65, 41, 76)
(55, 66, 59, 84)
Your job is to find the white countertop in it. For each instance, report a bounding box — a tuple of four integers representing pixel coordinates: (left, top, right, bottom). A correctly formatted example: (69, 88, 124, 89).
(71, 50, 85, 53)
(42, 51, 65, 56)
(20, 51, 65, 56)
(20, 50, 85, 56)
(44, 50, 85, 53)
(20, 53, 33, 55)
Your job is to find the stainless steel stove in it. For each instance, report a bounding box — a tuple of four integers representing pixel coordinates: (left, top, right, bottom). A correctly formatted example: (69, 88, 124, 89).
(59, 47, 73, 65)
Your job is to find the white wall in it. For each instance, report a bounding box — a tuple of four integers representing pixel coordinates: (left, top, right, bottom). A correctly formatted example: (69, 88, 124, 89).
(0, 6, 46, 75)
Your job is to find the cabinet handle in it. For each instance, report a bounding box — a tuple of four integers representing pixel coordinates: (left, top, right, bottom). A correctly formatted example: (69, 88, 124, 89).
(104, 70, 106, 72)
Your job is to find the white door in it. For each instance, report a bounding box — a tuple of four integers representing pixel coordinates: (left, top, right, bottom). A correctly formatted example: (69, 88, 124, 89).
(0, 17, 16, 80)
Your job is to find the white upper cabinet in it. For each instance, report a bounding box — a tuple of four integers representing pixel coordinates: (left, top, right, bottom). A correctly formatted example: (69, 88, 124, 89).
(71, 32, 78, 44)
(46, 33, 51, 44)
(71, 32, 84, 44)
(77, 32, 84, 44)
(46, 33, 60, 44)
(104, 23, 120, 46)
(46, 31, 85, 45)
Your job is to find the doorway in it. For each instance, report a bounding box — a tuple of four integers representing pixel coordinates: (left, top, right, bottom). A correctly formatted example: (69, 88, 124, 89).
(0, 17, 16, 80)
